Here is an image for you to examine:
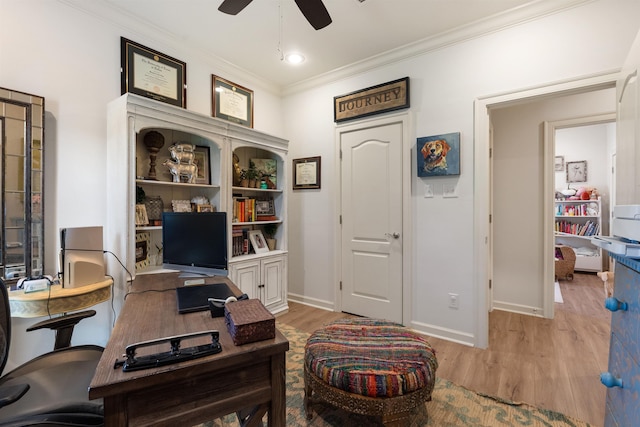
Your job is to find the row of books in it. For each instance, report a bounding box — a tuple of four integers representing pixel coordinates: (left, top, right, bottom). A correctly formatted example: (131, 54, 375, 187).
(555, 220, 600, 236)
(232, 196, 277, 223)
(555, 203, 598, 217)
(231, 227, 251, 256)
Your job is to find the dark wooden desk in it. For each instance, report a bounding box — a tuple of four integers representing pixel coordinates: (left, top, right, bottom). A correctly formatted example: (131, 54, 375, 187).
(89, 273, 289, 426)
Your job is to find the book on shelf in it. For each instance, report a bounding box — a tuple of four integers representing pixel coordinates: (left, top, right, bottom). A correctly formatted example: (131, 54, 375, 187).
(231, 226, 251, 256)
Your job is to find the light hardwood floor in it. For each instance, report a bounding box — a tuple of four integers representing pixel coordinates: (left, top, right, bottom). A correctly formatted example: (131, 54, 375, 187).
(277, 272, 610, 426)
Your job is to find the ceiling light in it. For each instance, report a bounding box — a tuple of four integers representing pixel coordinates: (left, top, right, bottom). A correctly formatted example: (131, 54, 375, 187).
(284, 53, 305, 64)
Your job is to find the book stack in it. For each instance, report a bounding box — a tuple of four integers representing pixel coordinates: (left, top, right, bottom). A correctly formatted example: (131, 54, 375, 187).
(232, 227, 250, 256)
(233, 197, 256, 223)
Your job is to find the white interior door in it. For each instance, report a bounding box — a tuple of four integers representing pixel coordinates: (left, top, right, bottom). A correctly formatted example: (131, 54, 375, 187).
(339, 120, 403, 323)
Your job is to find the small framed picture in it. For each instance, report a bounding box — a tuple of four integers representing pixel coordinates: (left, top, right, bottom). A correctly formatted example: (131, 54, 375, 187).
(135, 232, 150, 271)
(172, 200, 192, 212)
(248, 230, 269, 254)
(196, 204, 215, 213)
(120, 37, 187, 108)
(212, 75, 254, 128)
(566, 160, 587, 183)
(293, 156, 321, 190)
(193, 145, 211, 185)
(135, 204, 149, 226)
(255, 198, 275, 217)
(554, 156, 565, 172)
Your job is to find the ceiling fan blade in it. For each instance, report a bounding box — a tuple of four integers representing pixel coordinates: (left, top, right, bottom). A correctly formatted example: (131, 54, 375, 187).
(294, 0, 332, 30)
(218, 0, 254, 15)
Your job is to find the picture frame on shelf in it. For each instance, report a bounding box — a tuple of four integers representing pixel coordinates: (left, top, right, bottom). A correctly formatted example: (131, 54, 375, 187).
(251, 158, 277, 189)
(172, 199, 192, 212)
(196, 204, 215, 213)
(193, 145, 211, 185)
(135, 232, 150, 271)
(120, 37, 187, 108)
(255, 198, 275, 217)
(248, 230, 269, 254)
(566, 160, 587, 183)
(135, 204, 149, 226)
(293, 156, 321, 190)
(211, 75, 254, 128)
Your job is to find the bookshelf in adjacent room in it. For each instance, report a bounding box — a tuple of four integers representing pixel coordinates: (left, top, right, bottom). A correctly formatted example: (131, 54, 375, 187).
(554, 197, 603, 272)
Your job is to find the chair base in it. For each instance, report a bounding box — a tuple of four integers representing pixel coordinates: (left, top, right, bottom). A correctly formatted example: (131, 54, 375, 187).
(304, 365, 432, 427)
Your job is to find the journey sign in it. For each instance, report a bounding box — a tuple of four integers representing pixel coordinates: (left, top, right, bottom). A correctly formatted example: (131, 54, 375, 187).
(334, 77, 409, 123)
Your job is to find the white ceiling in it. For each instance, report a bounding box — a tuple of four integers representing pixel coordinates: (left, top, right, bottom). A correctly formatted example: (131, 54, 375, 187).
(90, 0, 585, 89)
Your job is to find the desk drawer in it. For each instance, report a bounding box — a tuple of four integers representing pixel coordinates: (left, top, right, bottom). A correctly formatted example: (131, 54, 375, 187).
(610, 262, 640, 366)
(604, 333, 640, 427)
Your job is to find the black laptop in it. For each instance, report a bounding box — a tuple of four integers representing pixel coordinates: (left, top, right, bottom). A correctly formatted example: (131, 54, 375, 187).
(175, 283, 234, 314)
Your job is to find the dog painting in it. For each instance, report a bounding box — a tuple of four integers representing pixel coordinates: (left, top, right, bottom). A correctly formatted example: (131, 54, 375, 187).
(417, 132, 460, 177)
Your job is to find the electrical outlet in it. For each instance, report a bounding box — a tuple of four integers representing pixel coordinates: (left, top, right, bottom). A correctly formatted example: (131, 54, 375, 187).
(448, 293, 459, 309)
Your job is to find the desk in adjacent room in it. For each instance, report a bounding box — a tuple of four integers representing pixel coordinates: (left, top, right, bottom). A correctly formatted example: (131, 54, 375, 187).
(89, 272, 289, 427)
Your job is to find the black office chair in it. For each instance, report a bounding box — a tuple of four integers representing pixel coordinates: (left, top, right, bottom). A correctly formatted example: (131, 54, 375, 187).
(0, 279, 104, 426)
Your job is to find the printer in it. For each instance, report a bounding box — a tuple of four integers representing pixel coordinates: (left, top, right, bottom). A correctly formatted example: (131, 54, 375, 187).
(592, 205, 640, 258)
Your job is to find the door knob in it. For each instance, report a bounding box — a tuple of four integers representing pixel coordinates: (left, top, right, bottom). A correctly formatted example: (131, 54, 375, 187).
(385, 232, 400, 239)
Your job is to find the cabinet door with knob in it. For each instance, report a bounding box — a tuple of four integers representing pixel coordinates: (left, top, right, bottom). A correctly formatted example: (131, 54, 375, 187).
(229, 254, 287, 314)
(601, 254, 640, 426)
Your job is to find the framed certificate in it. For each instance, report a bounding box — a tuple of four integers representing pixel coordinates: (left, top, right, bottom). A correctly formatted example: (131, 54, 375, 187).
(121, 37, 187, 108)
(212, 75, 254, 128)
(293, 156, 321, 190)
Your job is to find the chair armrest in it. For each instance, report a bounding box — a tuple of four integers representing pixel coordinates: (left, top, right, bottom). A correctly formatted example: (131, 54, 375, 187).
(26, 310, 97, 332)
(26, 310, 97, 350)
(0, 383, 30, 409)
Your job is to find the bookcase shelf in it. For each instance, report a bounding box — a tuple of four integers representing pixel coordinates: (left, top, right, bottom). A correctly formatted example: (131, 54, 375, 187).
(554, 198, 602, 272)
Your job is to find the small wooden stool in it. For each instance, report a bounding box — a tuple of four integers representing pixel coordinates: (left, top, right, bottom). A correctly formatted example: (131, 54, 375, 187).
(304, 318, 438, 426)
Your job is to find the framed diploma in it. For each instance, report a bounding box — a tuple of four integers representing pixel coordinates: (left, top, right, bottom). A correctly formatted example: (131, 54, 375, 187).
(121, 37, 187, 108)
(212, 75, 254, 128)
(293, 156, 321, 190)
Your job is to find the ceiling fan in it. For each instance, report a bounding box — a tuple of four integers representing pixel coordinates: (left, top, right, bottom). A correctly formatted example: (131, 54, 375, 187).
(218, 0, 332, 30)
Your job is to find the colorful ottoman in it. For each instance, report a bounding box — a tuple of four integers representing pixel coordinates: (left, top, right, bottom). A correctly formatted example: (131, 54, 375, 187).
(304, 318, 438, 426)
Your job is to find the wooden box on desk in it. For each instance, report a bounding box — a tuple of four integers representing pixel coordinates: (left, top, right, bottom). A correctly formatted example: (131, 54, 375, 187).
(225, 298, 275, 345)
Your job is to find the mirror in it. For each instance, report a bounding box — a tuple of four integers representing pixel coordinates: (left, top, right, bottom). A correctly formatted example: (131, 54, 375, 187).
(0, 87, 45, 282)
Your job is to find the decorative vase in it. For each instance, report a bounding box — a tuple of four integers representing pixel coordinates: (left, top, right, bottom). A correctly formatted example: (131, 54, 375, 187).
(241, 179, 249, 187)
(143, 131, 165, 180)
(266, 238, 276, 251)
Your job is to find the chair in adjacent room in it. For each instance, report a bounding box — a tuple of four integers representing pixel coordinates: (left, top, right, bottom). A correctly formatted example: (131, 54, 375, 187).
(0, 279, 104, 426)
(555, 245, 576, 281)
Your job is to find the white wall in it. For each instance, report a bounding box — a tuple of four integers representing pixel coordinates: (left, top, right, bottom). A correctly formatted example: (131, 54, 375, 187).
(0, 0, 284, 369)
(284, 0, 640, 343)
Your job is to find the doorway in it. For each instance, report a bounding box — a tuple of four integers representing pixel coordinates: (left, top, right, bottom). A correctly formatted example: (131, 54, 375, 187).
(473, 73, 618, 348)
(335, 112, 412, 325)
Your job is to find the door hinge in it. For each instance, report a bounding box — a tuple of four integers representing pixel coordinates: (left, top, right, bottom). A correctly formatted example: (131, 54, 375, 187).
(340, 150, 342, 160)
(489, 279, 492, 289)
(489, 214, 492, 223)
(340, 215, 342, 225)
(340, 281, 342, 290)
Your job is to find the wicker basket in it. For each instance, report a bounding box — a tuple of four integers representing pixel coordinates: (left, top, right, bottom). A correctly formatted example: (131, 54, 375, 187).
(555, 245, 576, 281)
(224, 299, 275, 345)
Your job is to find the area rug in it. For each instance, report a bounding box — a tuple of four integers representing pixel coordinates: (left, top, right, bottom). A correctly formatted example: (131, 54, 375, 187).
(201, 323, 590, 427)
(555, 281, 564, 303)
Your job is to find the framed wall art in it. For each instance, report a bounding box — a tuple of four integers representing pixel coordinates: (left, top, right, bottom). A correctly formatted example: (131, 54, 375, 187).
(120, 37, 187, 108)
(554, 156, 565, 172)
(293, 156, 321, 190)
(566, 160, 587, 183)
(193, 145, 211, 185)
(417, 132, 460, 177)
(212, 75, 254, 128)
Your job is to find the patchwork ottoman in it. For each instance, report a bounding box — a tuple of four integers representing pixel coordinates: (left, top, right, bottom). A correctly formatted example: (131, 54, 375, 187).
(304, 318, 438, 426)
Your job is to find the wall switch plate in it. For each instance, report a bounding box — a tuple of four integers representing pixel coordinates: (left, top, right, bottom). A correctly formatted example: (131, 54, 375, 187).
(448, 293, 459, 309)
(424, 184, 434, 198)
(443, 184, 457, 198)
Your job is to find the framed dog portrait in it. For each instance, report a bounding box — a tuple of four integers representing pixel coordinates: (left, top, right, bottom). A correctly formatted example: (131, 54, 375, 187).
(417, 132, 460, 177)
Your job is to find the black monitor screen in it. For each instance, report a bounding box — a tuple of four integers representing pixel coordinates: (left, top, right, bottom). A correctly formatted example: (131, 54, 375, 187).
(162, 212, 228, 277)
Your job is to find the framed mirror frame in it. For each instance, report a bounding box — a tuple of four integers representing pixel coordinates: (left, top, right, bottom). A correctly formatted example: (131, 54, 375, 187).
(0, 87, 45, 283)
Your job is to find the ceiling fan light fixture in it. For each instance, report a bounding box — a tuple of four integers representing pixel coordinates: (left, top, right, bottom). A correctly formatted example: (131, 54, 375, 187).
(284, 52, 305, 64)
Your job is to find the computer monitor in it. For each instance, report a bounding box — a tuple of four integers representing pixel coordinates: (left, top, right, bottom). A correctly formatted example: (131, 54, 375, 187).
(162, 212, 228, 277)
